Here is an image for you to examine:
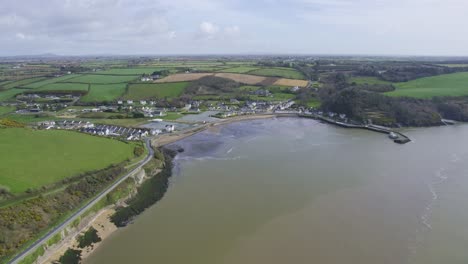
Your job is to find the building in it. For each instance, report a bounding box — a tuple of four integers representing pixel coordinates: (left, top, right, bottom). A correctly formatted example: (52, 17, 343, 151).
(165, 124, 175, 132)
(127, 100, 134, 105)
(290, 86, 300, 92)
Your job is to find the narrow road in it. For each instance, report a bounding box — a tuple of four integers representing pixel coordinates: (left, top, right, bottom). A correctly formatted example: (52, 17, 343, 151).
(8, 138, 155, 264)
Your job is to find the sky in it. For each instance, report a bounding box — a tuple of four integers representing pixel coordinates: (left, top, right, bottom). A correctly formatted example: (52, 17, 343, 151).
(1, 0, 467, 56)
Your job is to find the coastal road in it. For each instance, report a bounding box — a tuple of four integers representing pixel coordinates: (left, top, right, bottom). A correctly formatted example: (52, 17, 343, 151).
(9, 138, 155, 264)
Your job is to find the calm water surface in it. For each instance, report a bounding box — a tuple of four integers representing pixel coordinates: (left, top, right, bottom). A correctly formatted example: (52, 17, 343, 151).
(86, 118, 468, 264)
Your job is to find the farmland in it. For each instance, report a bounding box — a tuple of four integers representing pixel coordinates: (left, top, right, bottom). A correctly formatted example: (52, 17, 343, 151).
(22, 74, 81, 89)
(81, 83, 127, 102)
(0, 128, 135, 194)
(249, 68, 306, 80)
(0, 106, 14, 116)
(37, 83, 89, 92)
(66, 74, 138, 84)
(156, 73, 308, 87)
(124, 82, 189, 100)
(218, 66, 259, 73)
(386, 72, 468, 98)
(0, 88, 25, 101)
(0, 77, 47, 90)
(95, 68, 168, 75)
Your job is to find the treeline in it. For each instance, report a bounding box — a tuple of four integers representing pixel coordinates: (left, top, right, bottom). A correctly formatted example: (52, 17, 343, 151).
(111, 148, 177, 227)
(0, 164, 126, 261)
(184, 76, 239, 95)
(319, 87, 468, 126)
(357, 64, 468, 82)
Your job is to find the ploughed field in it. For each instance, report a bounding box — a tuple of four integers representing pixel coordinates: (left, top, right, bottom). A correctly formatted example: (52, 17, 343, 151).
(155, 72, 308, 87)
(0, 128, 135, 194)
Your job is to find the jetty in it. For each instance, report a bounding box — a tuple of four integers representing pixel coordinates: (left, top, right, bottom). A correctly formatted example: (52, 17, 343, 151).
(298, 113, 411, 144)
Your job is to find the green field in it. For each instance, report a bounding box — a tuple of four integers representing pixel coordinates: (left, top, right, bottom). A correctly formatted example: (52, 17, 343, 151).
(239, 85, 261, 91)
(249, 68, 305, 79)
(350, 76, 392, 85)
(0, 88, 25, 101)
(124, 82, 189, 100)
(248, 92, 295, 101)
(218, 66, 259, 73)
(386, 72, 468, 98)
(0, 106, 15, 116)
(95, 68, 167, 75)
(67, 74, 138, 84)
(37, 83, 89, 92)
(23, 74, 81, 89)
(1, 77, 47, 89)
(0, 128, 135, 193)
(80, 83, 126, 102)
(437, 64, 468, 68)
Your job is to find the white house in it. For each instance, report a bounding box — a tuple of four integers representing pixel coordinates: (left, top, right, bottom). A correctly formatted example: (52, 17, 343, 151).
(127, 100, 134, 105)
(165, 124, 175, 132)
(117, 101, 123, 105)
(140, 100, 147, 105)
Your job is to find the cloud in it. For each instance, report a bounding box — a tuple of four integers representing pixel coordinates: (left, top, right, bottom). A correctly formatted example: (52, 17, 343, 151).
(198, 22, 220, 39)
(0, 0, 468, 55)
(196, 22, 241, 40)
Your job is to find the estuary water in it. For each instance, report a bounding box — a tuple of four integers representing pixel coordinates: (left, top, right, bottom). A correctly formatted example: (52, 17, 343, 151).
(86, 118, 468, 264)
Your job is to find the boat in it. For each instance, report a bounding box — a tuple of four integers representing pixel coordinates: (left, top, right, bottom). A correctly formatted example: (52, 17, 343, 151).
(388, 132, 398, 139)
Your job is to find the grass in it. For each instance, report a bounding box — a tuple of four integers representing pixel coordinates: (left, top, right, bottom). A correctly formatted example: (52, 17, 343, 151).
(249, 68, 306, 80)
(37, 83, 89, 92)
(218, 66, 259, 73)
(88, 118, 150, 127)
(124, 82, 189, 100)
(0, 128, 135, 194)
(23, 75, 81, 89)
(1, 113, 62, 124)
(161, 112, 183, 120)
(0, 88, 25, 101)
(350, 76, 392, 85)
(386, 72, 468, 98)
(80, 83, 126, 102)
(0, 106, 15, 116)
(248, 92, 295, 101)
(306, 98, 322, 108)
(66, 74, 138, 84)
(437, 64, 468, 68)
(1, 77, 47, 89)
(239, 85, 261, 91)
(95, 68, 167, 75)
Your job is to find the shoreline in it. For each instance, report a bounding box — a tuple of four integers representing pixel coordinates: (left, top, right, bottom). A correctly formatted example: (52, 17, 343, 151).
(37, 113, 408, 263)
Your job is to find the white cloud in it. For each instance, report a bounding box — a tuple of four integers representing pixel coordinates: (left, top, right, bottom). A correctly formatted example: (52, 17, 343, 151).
(199, 22, 219, 38)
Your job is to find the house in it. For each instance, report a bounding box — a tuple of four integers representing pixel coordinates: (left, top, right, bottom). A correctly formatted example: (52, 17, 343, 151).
(165, 124, 175, 132)
(127, 100, 134, 105)
(153, 111, 165, 117)
(38, 121, 56, 128)
(141, 76, 152, 82)
(230, 99, 240, 104)
(140, 100, 147, 105)
(117, 101, 123, 105)
(290, 86, 300, 92)
(253, 89, 271, 97)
